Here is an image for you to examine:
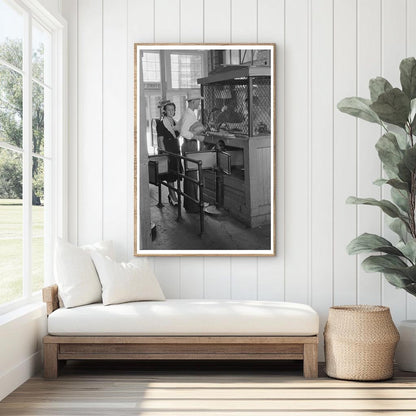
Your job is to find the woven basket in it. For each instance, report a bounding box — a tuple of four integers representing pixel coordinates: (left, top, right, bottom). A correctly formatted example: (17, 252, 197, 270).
(324, 305, 399, 381)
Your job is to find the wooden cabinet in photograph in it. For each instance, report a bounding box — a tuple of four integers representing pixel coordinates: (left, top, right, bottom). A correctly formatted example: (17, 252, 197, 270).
(204, 134, 271, 227)
(199, 65, 272, 228)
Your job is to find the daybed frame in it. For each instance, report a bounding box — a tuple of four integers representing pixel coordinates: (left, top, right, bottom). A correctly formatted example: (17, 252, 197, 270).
(42, 285, 319, 379)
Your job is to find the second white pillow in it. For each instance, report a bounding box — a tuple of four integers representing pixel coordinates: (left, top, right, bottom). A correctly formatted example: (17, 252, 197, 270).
(90, 252, 165, 306)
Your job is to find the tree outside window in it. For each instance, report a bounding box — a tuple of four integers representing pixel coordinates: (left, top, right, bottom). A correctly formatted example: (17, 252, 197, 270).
(0, 0, 51, 306)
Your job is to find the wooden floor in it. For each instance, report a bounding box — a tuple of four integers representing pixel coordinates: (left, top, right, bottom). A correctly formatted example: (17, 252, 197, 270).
(1, 360, 416, 415)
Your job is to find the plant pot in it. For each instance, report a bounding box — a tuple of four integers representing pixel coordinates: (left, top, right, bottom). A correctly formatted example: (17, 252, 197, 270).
(395, 320, 416, 372)
(324, 305, 400, 381)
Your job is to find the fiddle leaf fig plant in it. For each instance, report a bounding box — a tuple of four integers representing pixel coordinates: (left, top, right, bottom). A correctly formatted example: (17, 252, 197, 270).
(338, 57, 416, 297)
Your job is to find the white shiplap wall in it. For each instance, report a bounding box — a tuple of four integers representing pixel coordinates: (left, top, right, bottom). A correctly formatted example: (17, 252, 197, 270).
(61, 0, 416, 357)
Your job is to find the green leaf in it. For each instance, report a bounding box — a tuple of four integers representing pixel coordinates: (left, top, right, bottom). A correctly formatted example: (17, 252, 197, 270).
(391, 187, 409, 213)
(361, 255, 415, 288)
(400, 57, 416, 100)
(384, 166, 400, 180)
(369, 77, 393, 102)
(373, 178, 388, 186)
(397, 161, 412, 185)
(410, 98, 416, 125)
(346, 196, 406, 219)
(347, 233, 404, 256)
(362, 254, 408, 272)
(411, 99, 416, 133)
(383, 271, 412, 288)
(386, 179, 410, 191)
(372, 178, 411, 192)
(402, 265, 416, 282)
(403, 146, 416, 172)
(397, 240, 416, 264)
(375, 132, 404, 173)
(370, 88, 410, 128)
(404, 283, 416, 296)
(337, 97, 382, 125)
(375, 177, 409, 192)
(394, 130, 410, 150)
(389, 218, 410, 241)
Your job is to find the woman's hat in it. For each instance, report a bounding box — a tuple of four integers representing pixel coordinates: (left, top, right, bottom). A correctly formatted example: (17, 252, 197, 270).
(186, 90, 204, 101)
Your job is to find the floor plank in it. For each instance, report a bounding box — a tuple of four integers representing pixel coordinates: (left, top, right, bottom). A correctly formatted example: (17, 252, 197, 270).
(1, 361, 416, 415)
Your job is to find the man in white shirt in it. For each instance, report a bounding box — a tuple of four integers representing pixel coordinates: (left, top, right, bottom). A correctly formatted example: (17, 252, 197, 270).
(179, 91, 205, 212)
(179, 92, 204, 151)
(179, 102, 198, 141)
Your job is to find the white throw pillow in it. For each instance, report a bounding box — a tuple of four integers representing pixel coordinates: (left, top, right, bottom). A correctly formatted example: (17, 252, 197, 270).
(81, 240, 115, 259)
(90, 252, 165, 306)
(54, 239, 114, 308)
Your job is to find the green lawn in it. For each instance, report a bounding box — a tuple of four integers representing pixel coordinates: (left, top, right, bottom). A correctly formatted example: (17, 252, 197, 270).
(0, 199, 44, 305)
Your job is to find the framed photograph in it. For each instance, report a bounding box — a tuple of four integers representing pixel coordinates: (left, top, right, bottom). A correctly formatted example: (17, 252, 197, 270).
(134, 43, 275, 256)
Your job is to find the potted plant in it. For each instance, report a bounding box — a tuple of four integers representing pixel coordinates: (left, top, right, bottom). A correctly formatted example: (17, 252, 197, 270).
(337, 57, 416, 371)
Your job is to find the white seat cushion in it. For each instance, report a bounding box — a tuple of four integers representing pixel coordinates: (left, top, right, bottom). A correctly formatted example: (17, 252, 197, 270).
(47, 299, 319, 336)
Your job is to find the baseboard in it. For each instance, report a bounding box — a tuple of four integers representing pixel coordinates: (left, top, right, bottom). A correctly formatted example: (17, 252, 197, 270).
(0, 351, 42, 401)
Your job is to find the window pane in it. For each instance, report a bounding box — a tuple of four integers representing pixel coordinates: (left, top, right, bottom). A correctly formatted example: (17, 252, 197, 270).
(142, 52, 160, 83)
(170, 54, 202, 89)
(32, 156, 43, 293)
(240, 50, 252, 64)
(230, 50, 240, 65)
(32, 81, 45, 155)
(253, 50, 270, 66)
(0, 65, 23, 148)
(32, 20, 51, 85)
(0, 0, 24, 70)
(0, 147, 23, 305)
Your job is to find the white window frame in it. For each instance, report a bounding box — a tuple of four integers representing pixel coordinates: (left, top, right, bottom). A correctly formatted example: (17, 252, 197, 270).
(0, 0, 67, 315)
(165, 51, 207, 123)
(165, 50, 207, 93)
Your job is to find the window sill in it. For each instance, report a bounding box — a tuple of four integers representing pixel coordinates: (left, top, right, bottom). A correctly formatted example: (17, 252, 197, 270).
(0, 299, 45, 327)
(0, 291, 42, 315)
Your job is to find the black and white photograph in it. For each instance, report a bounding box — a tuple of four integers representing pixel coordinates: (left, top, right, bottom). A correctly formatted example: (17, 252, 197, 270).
(134, 44, 275, 256)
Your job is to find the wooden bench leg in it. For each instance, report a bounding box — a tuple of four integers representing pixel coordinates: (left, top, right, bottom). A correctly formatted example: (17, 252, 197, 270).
(303, 343, 318, 379)
(44, 343, 59, 379)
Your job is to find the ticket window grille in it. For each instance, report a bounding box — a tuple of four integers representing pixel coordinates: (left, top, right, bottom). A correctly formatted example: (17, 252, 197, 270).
(202, 80, 249, 135)
(201, 73, 271, 137)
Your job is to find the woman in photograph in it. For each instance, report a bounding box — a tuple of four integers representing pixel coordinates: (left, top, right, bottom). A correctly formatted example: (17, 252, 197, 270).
(156, 101, 182, 206)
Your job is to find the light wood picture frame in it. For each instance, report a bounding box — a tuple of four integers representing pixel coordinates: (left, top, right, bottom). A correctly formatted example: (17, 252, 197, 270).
(134, 43, 276, 256)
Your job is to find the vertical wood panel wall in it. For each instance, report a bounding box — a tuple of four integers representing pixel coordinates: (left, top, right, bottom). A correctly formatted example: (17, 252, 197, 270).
(62, 0, 416, 357)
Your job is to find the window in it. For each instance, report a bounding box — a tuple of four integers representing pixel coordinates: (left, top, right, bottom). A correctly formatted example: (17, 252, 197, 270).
(0, 0, 65, 312)
(142, 52, 160, 83)
(223, 49, 271, 67)
(141, 50, 206, 155)
(166, 51, 205, 132)
(170, 53, 203, 89)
